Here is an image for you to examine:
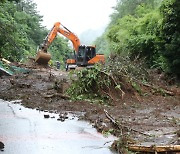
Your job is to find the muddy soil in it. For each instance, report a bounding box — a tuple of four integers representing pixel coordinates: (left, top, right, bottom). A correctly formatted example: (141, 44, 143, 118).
(0, 66, 180, 153)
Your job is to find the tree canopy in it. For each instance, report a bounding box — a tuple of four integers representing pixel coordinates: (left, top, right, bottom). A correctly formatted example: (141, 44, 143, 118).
(95, 0, 180, 77)
(0, 0, 71, 64)
(160, 0, 180, 75)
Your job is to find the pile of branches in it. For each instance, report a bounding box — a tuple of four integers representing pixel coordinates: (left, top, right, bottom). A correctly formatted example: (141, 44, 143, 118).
(67, 55, 149, 103)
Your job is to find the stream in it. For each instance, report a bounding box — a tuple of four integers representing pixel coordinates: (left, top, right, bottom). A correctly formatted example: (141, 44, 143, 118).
(0, 99, 116, 154)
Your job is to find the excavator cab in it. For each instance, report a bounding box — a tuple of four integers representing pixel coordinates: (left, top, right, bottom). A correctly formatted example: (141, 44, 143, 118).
(76, 45, 96, 66)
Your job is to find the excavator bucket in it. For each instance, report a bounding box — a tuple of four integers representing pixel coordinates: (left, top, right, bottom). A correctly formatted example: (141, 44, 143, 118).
(35, 51, 51, 65)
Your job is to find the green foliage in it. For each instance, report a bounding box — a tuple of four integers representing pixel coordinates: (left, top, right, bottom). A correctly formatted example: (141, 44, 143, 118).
(67, 55, 149, 103)
(106, 55, 149, 83)
(0, 1, 44, 61)
(49, 36, 72, 65)
(160, 0, 180, 76)
(67, 65, 109, 102)
(93, 34, 110, 56)
(95, 0, 179, 77)
(111, 134, 134, 153)
(131, 81, 142, 95)
(107, 15, 136, 55)
(102, 129, 114, 137)
(107, 5, 163, 67)
(0, 0, 71, 63)
(0, 0, 20, 3)
(110, 0, 162, 25)
(0, 2, 26, 61)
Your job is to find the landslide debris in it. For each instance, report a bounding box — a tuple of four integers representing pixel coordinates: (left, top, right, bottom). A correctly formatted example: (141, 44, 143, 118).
(0, 58, 180, 153)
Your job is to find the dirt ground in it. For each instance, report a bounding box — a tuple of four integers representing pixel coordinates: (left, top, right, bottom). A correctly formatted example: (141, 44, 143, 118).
(0, 65, 180, 153)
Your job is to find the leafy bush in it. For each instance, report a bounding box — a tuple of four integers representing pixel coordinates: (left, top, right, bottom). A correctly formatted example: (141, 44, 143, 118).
(67, 65, 110, 102)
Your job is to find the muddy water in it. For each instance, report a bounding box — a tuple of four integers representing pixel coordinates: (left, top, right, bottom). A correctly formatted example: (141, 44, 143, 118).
(0, 100, 116, 154)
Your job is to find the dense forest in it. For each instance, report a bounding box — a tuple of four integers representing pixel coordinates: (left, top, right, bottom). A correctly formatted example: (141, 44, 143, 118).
(0, 0, 180, 77)
(95, 0, 180, 77)
(0, 0, 71, 64)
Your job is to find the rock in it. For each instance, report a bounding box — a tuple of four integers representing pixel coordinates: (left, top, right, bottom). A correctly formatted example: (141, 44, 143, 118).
(59, 113, 68, 119)
(59, 114, 64, 119)
(44, 114, 50, 118)
(57, 118, 65, 122)
(0, 141, 4, 149)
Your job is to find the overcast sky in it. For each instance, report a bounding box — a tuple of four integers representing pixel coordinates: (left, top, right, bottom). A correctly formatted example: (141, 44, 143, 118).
(33, 0, 117, 35)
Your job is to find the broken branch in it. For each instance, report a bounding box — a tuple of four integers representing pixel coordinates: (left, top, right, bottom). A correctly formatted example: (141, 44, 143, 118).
(43, 93, 70, 99)
(104, 109, 151, 137)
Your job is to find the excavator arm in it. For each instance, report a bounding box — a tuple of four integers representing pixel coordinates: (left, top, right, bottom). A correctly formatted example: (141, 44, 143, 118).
(35, 22, 80, 64)
(57, 24, 80, 52)
(41, 22, 60, 52)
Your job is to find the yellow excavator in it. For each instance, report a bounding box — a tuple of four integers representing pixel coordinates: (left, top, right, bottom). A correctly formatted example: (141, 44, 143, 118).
(35, 22, 105, 70)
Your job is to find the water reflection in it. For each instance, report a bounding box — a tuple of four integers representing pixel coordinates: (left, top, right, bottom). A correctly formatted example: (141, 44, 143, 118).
(0, 99, 116, 154)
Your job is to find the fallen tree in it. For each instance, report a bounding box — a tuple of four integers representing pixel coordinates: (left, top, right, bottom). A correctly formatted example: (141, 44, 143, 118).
(128, 145, 180, 153)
